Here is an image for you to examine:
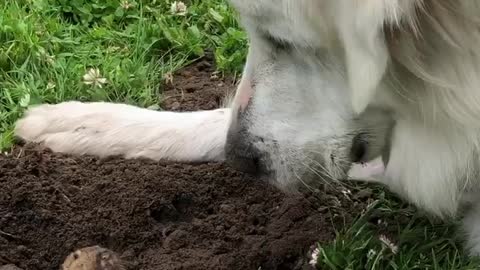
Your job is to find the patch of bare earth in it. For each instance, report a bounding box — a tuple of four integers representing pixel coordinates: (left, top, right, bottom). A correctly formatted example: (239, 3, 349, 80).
(0, 58, 371, 270)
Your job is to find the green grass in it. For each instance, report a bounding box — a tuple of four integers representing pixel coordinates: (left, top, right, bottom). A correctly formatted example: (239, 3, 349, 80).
(0, 0, 247, 149)
(1, 1, 479, 269)
(312, 185, 480, 269)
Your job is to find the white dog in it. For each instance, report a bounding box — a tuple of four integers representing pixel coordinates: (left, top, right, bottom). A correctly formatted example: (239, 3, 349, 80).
(15, 0, 480, 255)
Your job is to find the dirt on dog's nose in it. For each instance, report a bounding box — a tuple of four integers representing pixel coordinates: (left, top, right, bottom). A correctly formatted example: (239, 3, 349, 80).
(226, 120, 264, 175)
(62, 246, 124, 270)
(350, 133, 368, 163)
(225, 132, 265, 175)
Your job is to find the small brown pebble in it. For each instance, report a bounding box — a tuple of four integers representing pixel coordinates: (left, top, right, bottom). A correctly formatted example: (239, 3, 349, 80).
(15, 245, 27, 253)
(0, 265, 23, 270)
(163, 230, 189, 250)
(62, 246, 124, 270)
(219, 203, 234, 213)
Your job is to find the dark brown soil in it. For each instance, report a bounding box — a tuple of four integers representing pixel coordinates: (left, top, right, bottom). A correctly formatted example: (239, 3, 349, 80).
(0, 59, 369, 270)
(161, 58, 235, 111)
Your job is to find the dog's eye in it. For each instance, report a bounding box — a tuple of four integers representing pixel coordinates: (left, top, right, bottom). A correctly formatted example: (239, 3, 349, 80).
(261, 31, 293, 52)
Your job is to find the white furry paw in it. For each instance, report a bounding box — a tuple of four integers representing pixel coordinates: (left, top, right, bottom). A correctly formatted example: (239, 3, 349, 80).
(15, 101, 230, 162)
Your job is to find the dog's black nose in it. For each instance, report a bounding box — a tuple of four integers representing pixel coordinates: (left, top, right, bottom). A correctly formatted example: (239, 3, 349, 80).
(225, 134, 264, 174)
(350, 133, 368, 163)
(225, 121, 265, 174)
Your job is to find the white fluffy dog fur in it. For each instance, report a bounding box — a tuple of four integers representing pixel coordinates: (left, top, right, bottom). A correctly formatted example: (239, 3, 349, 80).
(14, 0, 480, 255)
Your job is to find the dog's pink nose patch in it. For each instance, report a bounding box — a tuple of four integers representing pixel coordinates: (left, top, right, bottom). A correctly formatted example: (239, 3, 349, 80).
(235, 78, 254, 110)
(348, 157, 385, 181)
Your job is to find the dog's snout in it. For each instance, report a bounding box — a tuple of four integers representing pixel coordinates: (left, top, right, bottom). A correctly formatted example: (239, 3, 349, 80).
(225, 134, 264, 174)
(225, 119, 266, 175)
(350, 133, 368, 163)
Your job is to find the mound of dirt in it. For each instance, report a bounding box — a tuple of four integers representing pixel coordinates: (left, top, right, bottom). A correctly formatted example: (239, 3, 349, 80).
(0, 59, 368, 270)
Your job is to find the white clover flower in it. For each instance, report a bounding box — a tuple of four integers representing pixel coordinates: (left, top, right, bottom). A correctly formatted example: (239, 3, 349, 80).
(379, 235, 398, 254)
(121, 0, 133, 10)
(341, 188, 352, 197)
(46, 82, 56, 90)
(36, 47, 55, 65)
(171, 1, 187, 16)
(83, 68, 107, 88)
(367, 249, 377, 260)
(309, 247, 320, 267)
(107, 46, 121, 53)
(164, 72, 174, 84)
(46, 54, 55, 65)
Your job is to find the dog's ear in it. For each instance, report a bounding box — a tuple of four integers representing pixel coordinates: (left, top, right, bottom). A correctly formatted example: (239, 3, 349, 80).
(341, 28, 389, 114)
(336, 2, 391, 114)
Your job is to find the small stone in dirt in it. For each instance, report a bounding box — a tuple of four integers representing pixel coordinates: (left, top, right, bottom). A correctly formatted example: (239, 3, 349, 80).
(163, 229, 189, 250)
(0, 265, 23, 270)
(62, 246, 124, 270)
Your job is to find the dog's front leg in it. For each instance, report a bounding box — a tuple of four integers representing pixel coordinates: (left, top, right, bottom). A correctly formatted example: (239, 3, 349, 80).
(15, 101, 230, 162)
(12, 36, 266, 163)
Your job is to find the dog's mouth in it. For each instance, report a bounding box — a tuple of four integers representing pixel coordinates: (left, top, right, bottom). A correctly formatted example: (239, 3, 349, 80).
(347, 157, 385, 181)
(346, 133, 386, 180)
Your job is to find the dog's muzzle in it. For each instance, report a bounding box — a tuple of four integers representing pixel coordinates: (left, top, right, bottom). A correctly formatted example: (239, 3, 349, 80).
(225, 125, 267, 175)
(224, 107, 270, 175)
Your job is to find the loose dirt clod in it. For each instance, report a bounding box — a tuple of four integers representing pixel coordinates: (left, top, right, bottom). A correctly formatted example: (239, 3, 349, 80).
(0, 58, 367, 270)
(0, 264, 23, 270)
(62, 246, 124, 270)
